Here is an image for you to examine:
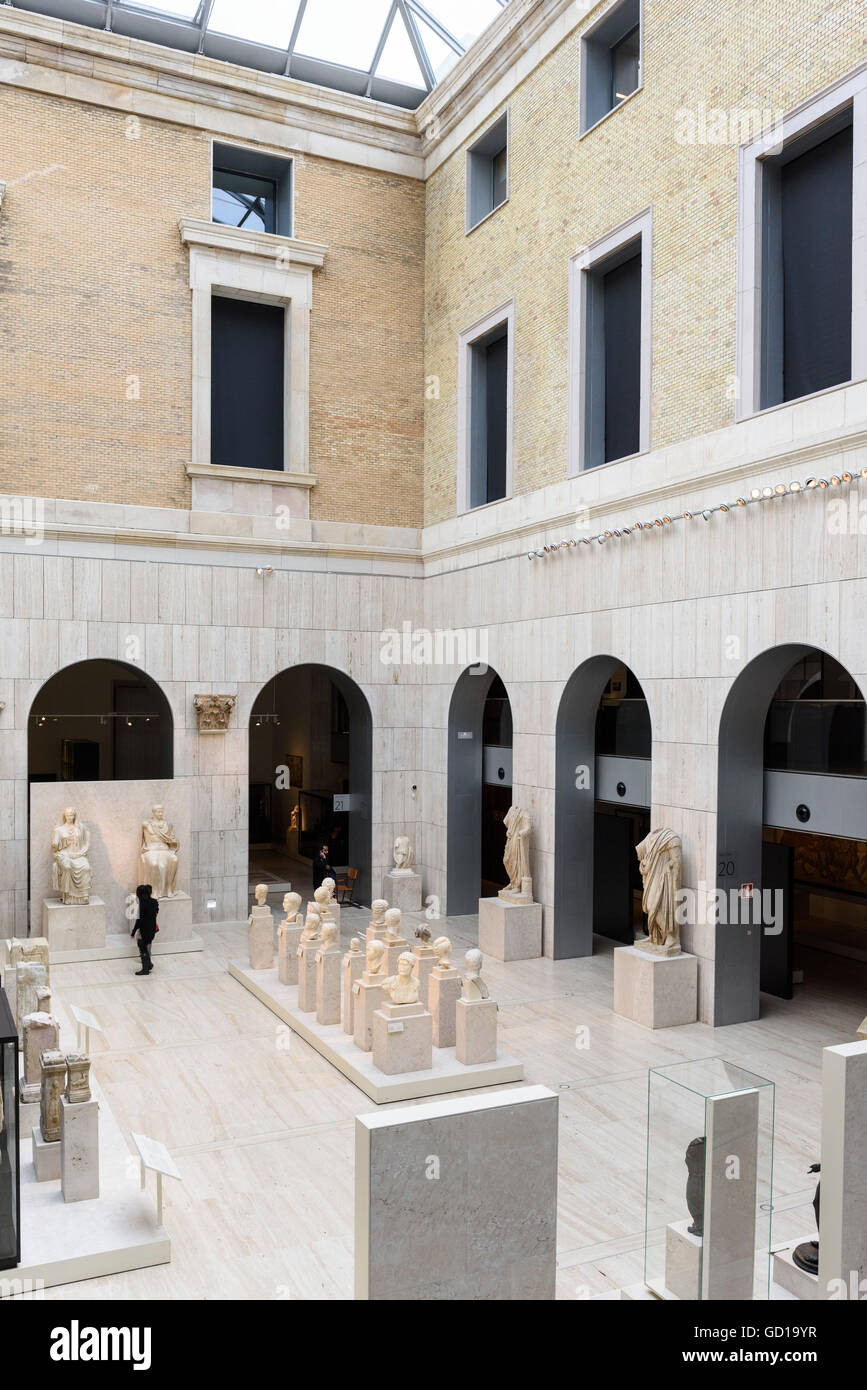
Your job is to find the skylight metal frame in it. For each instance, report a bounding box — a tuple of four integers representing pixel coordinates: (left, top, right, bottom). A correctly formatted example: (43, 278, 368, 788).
(8, 0, 510, 108)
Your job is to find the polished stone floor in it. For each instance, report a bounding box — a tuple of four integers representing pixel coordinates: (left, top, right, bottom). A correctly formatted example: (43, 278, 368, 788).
(30, 908, 866, 1300)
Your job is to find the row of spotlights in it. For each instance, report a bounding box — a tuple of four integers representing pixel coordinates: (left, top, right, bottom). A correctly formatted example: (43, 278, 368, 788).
(528, 469, 866, 558)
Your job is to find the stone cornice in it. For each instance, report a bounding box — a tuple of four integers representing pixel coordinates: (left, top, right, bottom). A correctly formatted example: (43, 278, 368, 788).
(178, 218, 327, 268)
(0, 7, 423, 178)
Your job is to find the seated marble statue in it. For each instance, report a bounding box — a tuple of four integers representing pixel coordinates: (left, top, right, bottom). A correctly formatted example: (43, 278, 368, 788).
(51, 807, 93, 905)
(139, 805, 181, 898)
(382, 951, 420, 1005)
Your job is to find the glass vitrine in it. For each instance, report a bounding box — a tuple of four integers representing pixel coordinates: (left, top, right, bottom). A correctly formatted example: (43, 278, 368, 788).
(644, 1057, 774, 1300)
(0, 987, 20, 1270)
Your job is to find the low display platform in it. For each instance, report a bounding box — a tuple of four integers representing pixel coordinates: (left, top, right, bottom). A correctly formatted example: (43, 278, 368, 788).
(228, 961, 524, 1104)
(4, 932, 205, 967)
(7, 1074, 170, 1295)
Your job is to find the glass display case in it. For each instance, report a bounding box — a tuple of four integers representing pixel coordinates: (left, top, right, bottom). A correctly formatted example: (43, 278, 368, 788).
(644, 1057, 774, 1300)
(0, 986, 20, 1271)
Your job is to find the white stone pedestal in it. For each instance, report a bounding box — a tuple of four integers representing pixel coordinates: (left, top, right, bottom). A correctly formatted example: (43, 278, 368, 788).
(343, 950, 365, 1035)
(43, 898, 106, 954)
(248, 905, 274, 970)
(372, 1001, 433, 1075)
(817, 1040, 867, 1299)
(383, 871, 422, 913)
(384, 938, 410, 975)
(429, 968, 462, 1049)
(297, 939, 320, 1013)
(411, 946, 438, 1008)
(772, 1243, 818, 1300)
(278, 922, 303, 986)
(32, 1125, 61, 1182)
(20, 1099, 40, 1140)
(151, 892, 193, 942)
(455, 997, 498, 1065)
(665, 1219, 701, 1299)
(613, 945, 697, 1029)
(478, 897, 542, 961)
(61, 1097, 99, 1203)
(316, 947, 343, 1026)
(353, 976, 386, 1052)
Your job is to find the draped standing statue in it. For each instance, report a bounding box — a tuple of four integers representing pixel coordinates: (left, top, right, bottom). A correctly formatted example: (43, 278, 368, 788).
(51, 807, 93, 905)
(139, 805, 181, 898)
(635, 827, 682, 955)
(500, 805, 533, 902)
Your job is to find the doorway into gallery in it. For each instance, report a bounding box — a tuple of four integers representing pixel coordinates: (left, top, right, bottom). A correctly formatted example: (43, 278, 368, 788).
(554, 656, 651, 959)
(716, 645, 867, 1026)
(446, 666, 513, 915)
(248, 664, 372, 908)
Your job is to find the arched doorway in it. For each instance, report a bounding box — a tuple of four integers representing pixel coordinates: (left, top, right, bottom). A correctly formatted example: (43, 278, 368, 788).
(447, 666, 513, 914)
(715, 646, 866, 1025)
(554, 657, 651, 958)
(29, 659, 173, 783)
(248, 664, 372, 907)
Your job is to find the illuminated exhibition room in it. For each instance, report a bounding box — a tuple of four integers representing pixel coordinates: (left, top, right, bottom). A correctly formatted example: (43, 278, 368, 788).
(0, 0, 865, 1314)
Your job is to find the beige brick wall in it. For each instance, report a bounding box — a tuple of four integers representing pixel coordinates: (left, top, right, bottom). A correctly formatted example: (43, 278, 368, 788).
(0, 87, 425, 526)
(423, 0, 867, 525)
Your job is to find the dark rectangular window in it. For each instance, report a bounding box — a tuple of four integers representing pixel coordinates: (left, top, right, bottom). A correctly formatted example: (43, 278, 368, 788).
(602, 251, 641, 463)
(780, 126, 853, 402)
(469, 325, 508, 508)
(581, 0, 641, 132)
(467, 114, 509, 230)
(212, 143, 292, 236)
(211, 296, 284, 471)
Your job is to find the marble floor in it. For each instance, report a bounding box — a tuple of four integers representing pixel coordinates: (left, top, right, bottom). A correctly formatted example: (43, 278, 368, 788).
(27, 909, 866, 1301)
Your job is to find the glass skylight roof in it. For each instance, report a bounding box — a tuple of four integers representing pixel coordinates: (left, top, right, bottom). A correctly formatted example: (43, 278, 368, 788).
(15, 0, 512, 108)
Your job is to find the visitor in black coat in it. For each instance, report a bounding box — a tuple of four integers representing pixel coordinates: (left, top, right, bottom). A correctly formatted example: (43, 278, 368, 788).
(131, 883, 159, 976)
(312, 844, 334, 891)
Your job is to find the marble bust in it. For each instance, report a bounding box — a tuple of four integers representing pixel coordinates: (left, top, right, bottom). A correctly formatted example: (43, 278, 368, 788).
(382, 951, 420, 1005)
(432, 936, 453, 970)
(314, 884, 335, 920)
(318, 921, 339, 954)
(500, 805, 533, 902)
(139, 804, 181, 898)
(348, 936, 363, 955)
(51, 807, 92, 905)
(302, 905, 322, 942)
(365, 939, 386, 975)
(635, 827, 683, 955)
(321, 876, 337, 906)
(282, 891, 302, 923)
(463, 948, 490, 1001)
(370, 899, 388, 928)
(392, 835, 414, 875)
(384, 908, 403, 942)
(253, 883, 270, 909)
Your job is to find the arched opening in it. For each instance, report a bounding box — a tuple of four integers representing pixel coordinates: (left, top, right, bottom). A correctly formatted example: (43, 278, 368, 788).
(554, 657, 651, 959)
(27, 660, 175, 932)
(447, 666, 513, 915)
(716, 646, 866, 1025)
(248, 664, 372, 907)
(29, 659, 173, 783)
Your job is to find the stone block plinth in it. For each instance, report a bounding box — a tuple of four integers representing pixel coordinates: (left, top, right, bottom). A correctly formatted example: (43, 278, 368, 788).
(353, 976, 385, 1052)
(315, 948, 342, 1026)
(32, 1124, 61, 1182)
(372, 1001, 432, 1075)
(297, 939, 320, 1012)
(151, 892, 193, 942)
(478, 897, 542, 962)
(613, 945, 697, 1029)
(248, 906, 274, 971)
(60, 1096, 99, 1203)
(383, 871, 422, 913)
(455, 997, 498, 1065)
(428, 968, 462, 1049)
(42, 898, 106, 954)
(278, 922, 303, 986)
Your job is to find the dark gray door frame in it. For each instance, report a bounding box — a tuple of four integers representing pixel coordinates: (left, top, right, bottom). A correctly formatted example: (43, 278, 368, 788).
(446, 664, 504, 915)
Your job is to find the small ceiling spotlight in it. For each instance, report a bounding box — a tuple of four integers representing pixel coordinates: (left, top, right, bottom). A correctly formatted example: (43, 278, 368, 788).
(862, 468, 867, 479)
(527, 551, 535, 560)
(761, 486, 774, 498)
(683, 509, 694, 519)
(256, 566, 274, 576)
(622, 526, 632, 535)
(805, 477, 818, 489)
(701, 509, 712, 521)
(654, 518, 663, 527)
(736, 497, 747, 506)
(841, 472, 853, 483)
(774, 484, 787, 495)
(817, 478, 829, 488)
(750, 488, 762, 500)
(560, 539, 571, 548)
(719, 503, 730, 513)
(568, 538, 577, 547)
(789, 481, 802, 493)
(829, 475, 841, 486)
(634, 521, 644, 530)
(596, 534, 606, 544)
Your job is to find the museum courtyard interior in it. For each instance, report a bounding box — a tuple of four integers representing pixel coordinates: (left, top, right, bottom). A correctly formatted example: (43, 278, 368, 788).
(0, 0, 865, 1307)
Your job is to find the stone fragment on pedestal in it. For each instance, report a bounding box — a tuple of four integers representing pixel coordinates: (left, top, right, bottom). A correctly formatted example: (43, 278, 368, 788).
(372, 1001, 433, 1075)
(248, 883, 275, 970)
(613, 944, 697, 1029)
(61, 1095, 99, 1202)
(383, 870, 422, 913)
(15, 962, 50, 1030)
(343, 938, 366, 1035)
(478, 896, 542, 962)
(315, 923, 343, 1026)
(39, 1048, 66, 1144)
(353, 940, 387, 1052)
(20, 1011, 59, 1104)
